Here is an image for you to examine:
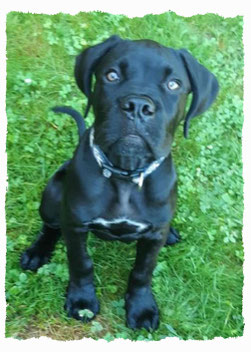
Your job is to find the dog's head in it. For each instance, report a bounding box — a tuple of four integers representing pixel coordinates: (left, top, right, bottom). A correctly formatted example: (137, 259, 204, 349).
(75, 35, 219, 170)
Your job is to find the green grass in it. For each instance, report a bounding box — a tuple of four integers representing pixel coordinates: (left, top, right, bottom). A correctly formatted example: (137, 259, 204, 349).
(5, 11, 243, 340)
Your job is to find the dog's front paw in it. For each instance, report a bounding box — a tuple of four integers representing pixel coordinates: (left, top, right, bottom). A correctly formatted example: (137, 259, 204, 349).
(65, 282, 100, 322)
(20, 247, 50, 271)
(125, 287, 159, 331)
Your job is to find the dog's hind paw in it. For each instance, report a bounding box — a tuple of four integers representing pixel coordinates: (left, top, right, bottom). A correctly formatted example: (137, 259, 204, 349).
(165, 227, 181, 246)
(20, 247, 50, 271)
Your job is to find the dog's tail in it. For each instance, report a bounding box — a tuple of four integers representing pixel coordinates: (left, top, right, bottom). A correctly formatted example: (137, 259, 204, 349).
(51, 106, 86, 139)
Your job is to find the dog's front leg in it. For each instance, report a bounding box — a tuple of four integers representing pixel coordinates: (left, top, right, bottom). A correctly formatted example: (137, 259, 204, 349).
(63, 226, 99, 322)
(125, 230, 168, 330)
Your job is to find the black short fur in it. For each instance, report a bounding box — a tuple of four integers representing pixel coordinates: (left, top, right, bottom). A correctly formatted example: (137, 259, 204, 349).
(21, 35, 218, 331)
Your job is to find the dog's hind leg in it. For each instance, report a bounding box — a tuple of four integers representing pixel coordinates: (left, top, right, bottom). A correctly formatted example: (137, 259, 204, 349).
(20, 224, 61, 271)
(20, 161, 70, 271)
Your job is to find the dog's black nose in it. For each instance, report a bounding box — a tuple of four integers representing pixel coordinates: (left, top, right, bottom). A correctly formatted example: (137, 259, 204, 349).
(120, 95, 155, 120)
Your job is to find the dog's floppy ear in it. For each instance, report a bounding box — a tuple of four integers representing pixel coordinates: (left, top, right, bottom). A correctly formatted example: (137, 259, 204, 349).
(179, 49, 219, 138)
(74, 35, 122, 116)
(75, 35, 122, 117)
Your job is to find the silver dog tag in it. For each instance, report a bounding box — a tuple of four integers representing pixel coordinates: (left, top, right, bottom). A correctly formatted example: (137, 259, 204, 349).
(103, 168, 112, 178)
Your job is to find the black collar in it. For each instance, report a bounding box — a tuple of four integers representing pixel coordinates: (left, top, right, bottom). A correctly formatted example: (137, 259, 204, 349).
(89, 128, 165, 188)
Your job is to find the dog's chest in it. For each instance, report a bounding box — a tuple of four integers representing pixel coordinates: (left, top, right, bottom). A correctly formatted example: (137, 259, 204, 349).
(112, 180, 134, 214)
(86, 180, 150, 238)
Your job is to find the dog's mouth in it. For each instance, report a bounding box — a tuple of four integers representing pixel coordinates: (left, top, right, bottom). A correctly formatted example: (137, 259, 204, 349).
(107, 134, 153, 171)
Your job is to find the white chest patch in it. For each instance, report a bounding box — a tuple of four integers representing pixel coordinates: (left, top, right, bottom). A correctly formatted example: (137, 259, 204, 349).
(88, 217, 149, 233)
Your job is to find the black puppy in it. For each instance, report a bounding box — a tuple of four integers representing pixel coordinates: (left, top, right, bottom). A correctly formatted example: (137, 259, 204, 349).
(21, 35, 219, 331)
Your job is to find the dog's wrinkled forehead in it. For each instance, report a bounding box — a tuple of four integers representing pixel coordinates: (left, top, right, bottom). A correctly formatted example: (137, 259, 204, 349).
(95, 40, 189, 85)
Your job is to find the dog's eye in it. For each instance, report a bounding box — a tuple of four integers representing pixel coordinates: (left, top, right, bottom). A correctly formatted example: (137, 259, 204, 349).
(167, 80, 181, 91)
(106, 70, 120, 82)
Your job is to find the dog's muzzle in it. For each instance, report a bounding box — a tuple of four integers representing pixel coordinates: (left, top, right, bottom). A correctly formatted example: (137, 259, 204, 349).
(108, 133, 151, 170)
